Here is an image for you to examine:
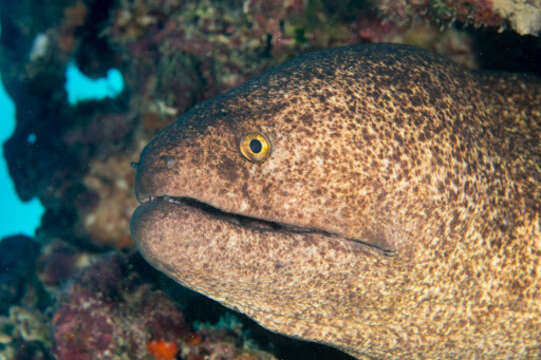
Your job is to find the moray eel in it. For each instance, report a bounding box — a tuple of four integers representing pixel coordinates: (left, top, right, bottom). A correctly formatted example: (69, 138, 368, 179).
(130, 44, 541, 359)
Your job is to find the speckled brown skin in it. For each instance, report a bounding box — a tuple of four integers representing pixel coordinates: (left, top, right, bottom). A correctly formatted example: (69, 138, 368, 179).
(130, 44, 541, 359)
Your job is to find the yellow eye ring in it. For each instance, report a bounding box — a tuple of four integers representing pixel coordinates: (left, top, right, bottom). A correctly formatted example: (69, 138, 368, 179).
(239, 132, 271, 162)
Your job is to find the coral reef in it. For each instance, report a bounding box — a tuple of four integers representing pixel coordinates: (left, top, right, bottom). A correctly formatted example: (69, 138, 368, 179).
(375, 0, 541, 35)
(491, 0, 541, 35)
(80, 150, 141, 248)
(36, 241, 94, 289)
(147, 340, 178, 360)
(51, 253, 279, 360)
(0, 306, 53, 360)
(0, 236, 43, 314)
(2, 247, 282, 360)
(51, 254, 188, 359)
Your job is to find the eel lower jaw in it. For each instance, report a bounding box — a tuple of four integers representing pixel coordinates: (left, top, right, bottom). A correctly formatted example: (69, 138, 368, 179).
(138, 195, 396, 256)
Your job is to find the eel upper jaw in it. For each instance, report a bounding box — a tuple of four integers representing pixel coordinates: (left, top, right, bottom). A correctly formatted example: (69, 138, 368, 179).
(137, 195, 396, 256)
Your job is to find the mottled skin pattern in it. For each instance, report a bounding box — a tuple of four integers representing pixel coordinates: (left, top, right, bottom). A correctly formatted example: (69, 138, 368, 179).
(130, 44, 541, 359)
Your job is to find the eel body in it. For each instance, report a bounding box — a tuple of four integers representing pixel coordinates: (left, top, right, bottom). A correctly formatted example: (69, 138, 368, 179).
(130, 44, 541, 359)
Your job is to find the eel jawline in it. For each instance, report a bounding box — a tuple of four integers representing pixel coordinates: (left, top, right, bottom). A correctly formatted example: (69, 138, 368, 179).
(141, 195, 396, 256)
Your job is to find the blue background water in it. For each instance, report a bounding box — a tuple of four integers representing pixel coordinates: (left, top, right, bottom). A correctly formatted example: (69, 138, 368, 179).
(0, 64, 123, 239)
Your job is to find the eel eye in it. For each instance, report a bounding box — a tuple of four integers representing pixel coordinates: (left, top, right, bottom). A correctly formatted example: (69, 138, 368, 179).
(239, 132, 271, 162)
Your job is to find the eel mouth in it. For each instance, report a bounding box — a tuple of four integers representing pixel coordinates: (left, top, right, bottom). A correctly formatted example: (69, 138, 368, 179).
(137, 195, 395, 256)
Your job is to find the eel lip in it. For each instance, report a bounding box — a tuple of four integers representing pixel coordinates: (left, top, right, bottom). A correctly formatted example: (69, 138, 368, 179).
(137, 195, 316, 233)
(134, 195, 396, 256)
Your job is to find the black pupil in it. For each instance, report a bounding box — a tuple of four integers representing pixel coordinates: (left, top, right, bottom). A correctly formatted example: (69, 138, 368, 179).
(249, 139, 262, 153)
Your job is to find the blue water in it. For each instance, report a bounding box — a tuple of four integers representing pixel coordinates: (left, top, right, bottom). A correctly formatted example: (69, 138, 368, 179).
(65, 62, 124, 105)
(0, 64, 124, 239)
